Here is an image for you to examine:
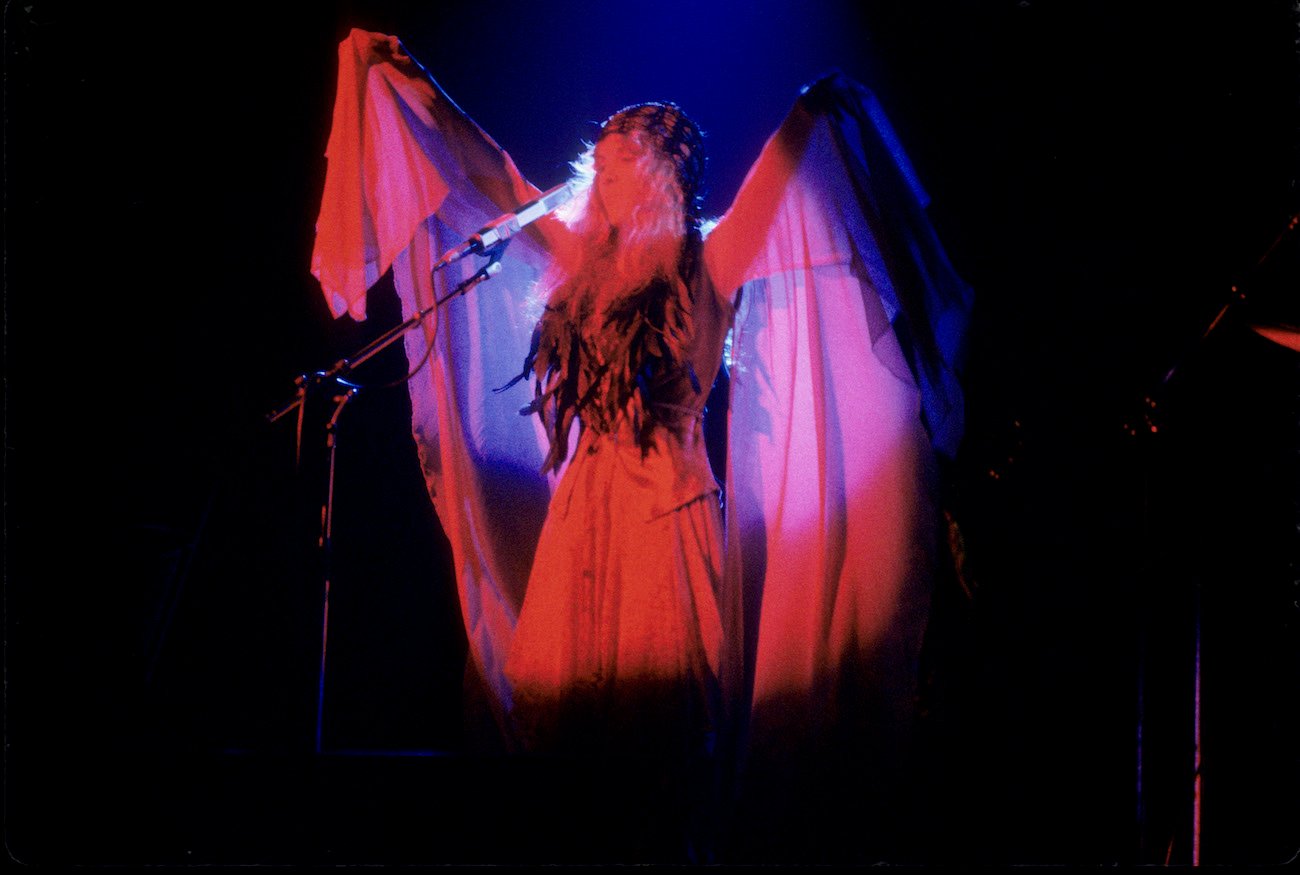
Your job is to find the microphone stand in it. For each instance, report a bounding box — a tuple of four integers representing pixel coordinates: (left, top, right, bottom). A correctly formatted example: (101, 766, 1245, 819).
(315, 384, 356, 754)
(264, 242, 508, 754)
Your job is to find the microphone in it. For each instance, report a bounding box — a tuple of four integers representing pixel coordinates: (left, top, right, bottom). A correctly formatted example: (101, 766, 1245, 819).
(434, 182, 574, 270)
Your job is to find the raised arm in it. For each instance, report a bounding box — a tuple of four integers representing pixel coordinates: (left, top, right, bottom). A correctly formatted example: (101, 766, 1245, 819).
(703, 72, 972, 456)
(311, 29, 566, 320)
(700, 95, 818, 305)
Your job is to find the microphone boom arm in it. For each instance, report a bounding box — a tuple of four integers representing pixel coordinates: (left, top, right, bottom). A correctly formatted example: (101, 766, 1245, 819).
(433, 181, 573, 271)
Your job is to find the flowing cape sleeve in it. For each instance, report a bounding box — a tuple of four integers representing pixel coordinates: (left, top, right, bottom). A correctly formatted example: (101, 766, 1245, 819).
(704, 74, 972, 760)
(311, 29, 559, 741)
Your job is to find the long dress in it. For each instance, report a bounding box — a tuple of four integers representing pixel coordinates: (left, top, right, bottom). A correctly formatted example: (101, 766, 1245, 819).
(503, 262, 734, 757)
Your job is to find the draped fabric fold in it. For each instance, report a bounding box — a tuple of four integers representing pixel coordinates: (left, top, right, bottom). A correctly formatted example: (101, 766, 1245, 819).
(311, 29, 562, 740)
(702, 74, 970, 787)
(310, 32, 972, 764)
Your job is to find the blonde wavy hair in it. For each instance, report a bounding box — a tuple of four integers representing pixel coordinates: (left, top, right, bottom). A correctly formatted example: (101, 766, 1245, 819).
(509, 126, 702, 470)
(539, 130, 688, 315)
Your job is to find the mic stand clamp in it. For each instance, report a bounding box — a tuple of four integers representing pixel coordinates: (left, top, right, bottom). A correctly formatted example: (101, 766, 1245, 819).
(435, 241, 507, 304)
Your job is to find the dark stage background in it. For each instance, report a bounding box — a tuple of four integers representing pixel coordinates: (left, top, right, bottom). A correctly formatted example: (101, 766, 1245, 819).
(7, 0, 1299, 867)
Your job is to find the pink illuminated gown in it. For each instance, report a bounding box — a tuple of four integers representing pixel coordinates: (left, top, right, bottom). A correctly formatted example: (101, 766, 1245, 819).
(501, 254, 735, 755)
(310, 27, 972, 810)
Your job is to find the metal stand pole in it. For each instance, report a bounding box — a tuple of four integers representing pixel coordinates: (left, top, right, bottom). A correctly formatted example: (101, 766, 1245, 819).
(314, 386, 357, 754)
(1127, 210, 1297, 865)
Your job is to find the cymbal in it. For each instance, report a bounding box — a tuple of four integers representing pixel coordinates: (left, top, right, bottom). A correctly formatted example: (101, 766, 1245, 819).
(1249, 322, 1300, 353)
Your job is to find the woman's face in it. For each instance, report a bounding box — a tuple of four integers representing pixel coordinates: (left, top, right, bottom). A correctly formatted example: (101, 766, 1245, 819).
(594, 133, 649, 229)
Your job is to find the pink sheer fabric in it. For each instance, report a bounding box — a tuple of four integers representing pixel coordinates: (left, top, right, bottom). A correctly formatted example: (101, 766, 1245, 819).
(310, 30, 970, 762)
(311, 31, 562, 317)
(704, 105, 942, 764)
